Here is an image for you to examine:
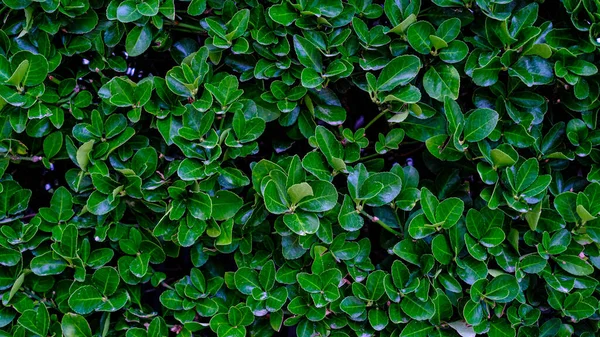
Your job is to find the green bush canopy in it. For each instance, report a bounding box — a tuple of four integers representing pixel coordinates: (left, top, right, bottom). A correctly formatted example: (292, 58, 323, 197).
(2, 0, 600, 336)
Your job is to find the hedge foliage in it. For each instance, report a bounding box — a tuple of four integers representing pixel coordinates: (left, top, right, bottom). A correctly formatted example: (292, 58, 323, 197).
(1, 0, 600, 336)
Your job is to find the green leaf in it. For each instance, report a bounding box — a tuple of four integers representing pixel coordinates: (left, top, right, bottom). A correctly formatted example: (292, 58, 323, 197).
(340, 296, 366, 319)
(297, 181, 338, 212)
(553, 255, 594, 276)
(400, 321, 434, 337)
(86, 191, 117, 216)
(567, 60, 598, 76)
(68, 285, 104, 315)
(463, 108, 499, 142)
(338, 194, 364, 231)
(408, 213, 436, 239)
(268, 2, 298, 26)
(8, 51, 48, 87)
(472, 57, 502, 87)
(259, 260, 276, 291)
(435, 197, 464, 228)
(205, 75, 243, 106)
(366, 270, 386, 301)
(490, 144, 519, 168)
(510, 3, 538, 37)
(263, 179, 289, 214)
(126, 328, 146, 337)
(43, 131, 63, 159)
(293, 35, 323, 73)
(429, 35, 448, 50)
(437, 18, 461, 42)
(420, 187, 439, 223)
(225, 9, 250, 41)
(92, 267, 120, 296)
(407, 21, 435, 54)
(297, 272, 321, 293)
(117, 1, 142, 22)
(508, 56, 554, 87)
(159, 290, 183, 310)
(360, 172, 402, 206)
(137, 0, 159, 16)
(126, 25, 153, 57)
(368, 309, 389, 331)
(187, 191, 212, 220)
(484, 274, 519, 303)
(314, 105, 346, 126)
(401, 294, 435, 320)
(187, 0, 206, 15)
(62, 313, 92, 337)
(432, 235, 453, 264)
(178, 159, 205, 181)
(234, 267, 261, 295)
(17, 303, 49, 336)
(31, 252, 67, 276)
(0, 247, 20, 267)
(431, 289, 453, 326)
(131, 146, 157, 178)
(76, 140, 94, 171)
(376, 55, 422, 92)
(488, 319, 516, 337)
(283, 211, 319, 235)
(315, 125, 342, 164)
(301, 68, 324, 88)
(49, 186, 74, 222)
(480, 227, 505, 247)
(130, 252, 150, 277)
(423, 64, 460, 101)
(463, 300, 484, 325)
(554, 192, 578, 223)
(439, 40, 469, 63)
(211, 190, 243, 221)
(514, 158, 539, 193)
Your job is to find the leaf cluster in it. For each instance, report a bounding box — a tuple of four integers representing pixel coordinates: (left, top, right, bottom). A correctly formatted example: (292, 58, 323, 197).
(1, 0, 600, 336)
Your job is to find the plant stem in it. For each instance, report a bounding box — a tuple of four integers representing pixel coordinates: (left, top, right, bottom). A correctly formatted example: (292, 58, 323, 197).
(364, 110, 388, 130)
(24, 289, 57, 308)
(218, 114, 225, 131)
(48, 75, 61, 85)
(161, 282, 175, 290)
(9, 155, 42, 162)
(358, 152, 381, 161)
(360, 210, 402, 236)
(167, 27, 205, 34)
(0, 213, 36, 224)
(166, 21, 205, 32)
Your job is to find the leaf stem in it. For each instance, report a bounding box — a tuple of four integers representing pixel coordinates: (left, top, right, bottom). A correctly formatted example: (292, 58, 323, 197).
(166, 21, 205, 32)
(24, 288, 57, 308)
(360, 210, 402, 236)
(48, 75, 61, 85)
(166, 27, 205, 34)
(161, 282, 175, 290)
(358, 152, 381, 161)
(218, 114, 225, 131)
(364, 109, 388, 130)
(9, 155, 42, 162)
(0, 213, 36, 224)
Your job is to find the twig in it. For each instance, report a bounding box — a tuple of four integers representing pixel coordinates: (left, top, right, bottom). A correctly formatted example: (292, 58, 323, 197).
(360, 210, 402, 236)
(364, 110, 388, 130)
(9, 155, 42, 162)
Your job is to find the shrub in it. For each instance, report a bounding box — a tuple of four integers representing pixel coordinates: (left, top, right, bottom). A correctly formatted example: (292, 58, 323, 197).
(1, 0, 600, 336)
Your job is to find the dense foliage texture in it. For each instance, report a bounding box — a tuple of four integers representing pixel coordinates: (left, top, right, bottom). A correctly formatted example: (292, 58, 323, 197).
(2, 0, 600, 336)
